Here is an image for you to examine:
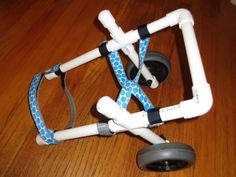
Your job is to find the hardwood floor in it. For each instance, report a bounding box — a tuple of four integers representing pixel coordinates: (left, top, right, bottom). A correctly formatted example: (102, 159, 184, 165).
(0, 0, 235, 176)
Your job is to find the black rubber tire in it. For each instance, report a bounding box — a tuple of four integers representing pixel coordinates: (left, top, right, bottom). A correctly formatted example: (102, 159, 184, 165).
(137, 143, 195, 172)
(126, 52, 171, 86)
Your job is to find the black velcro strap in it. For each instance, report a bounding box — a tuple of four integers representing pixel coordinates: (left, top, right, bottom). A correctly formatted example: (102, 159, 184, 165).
(147, 108, 162, 125)
(138, 24, 150, 39)
(98, 42, 110, 56)
(55, 66, 64, 76)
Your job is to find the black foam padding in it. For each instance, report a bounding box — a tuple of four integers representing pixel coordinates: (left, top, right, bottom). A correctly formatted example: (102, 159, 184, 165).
(138, 24, 151, 39)
(147, 108, 162, 125)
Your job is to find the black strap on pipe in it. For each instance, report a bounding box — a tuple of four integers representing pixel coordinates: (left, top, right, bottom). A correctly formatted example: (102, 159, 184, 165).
(147, 108, 162, 125)
(98, 41, 110, 56)
(138, 24, 151, 39)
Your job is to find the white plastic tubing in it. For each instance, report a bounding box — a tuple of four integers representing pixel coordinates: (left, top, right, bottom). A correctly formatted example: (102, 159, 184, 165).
(98, 10, 159, 88)
(36, 124, 99, 145)
(37, 9, 213, 145)
(96, 96, 166, 144)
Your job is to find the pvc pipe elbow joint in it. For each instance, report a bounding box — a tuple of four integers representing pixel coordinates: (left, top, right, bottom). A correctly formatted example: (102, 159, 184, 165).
(166, 8, 194, 28)
(180, 83, 213, 119)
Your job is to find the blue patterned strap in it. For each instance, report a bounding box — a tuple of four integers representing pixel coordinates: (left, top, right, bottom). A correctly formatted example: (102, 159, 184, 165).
(133, 38, 149, 83)
(29, 65, 76, 144)
(108, 38, 154, 111)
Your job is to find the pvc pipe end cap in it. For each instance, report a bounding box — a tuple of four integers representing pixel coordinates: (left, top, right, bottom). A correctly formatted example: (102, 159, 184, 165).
(98, 10, 115, 28)
(45, 72, 57, 80)
(36, 135, 48, 146)
(96, 96, 112, 114)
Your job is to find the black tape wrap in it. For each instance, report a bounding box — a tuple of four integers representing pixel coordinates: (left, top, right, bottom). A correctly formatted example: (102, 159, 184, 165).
(54, 66, 64, 76)
(147, 108, 162, 125)
(98, 42, 110, 56)
(138, 24, 151, 39)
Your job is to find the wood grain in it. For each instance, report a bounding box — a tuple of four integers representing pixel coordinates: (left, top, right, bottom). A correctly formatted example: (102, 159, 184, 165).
(0, 0, 235, 177)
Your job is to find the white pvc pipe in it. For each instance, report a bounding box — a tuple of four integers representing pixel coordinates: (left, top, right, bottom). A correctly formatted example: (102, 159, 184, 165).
(156, 10, 213, 121)
(107, 111, 149, 132)
(147, 16, 171, 34)
(180, 22, 207, 85)
(36, 109, 165, 145)
(36, 124, 99, 145)
(98, 10, 158, 89)
(159, 104, 183, 121)
(45, 48, 101, 80)
(96, 96, 165, 144)
(131, 128, 166, 144)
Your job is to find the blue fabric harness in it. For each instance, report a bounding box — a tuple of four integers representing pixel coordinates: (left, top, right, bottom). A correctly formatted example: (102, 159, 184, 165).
(108, 38, 154, 110)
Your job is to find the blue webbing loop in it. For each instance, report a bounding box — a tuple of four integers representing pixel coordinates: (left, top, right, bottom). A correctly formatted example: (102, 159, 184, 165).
(29, 65, 61, 144)
(108, 38, 154, 110)
(29, 65, 76, 144)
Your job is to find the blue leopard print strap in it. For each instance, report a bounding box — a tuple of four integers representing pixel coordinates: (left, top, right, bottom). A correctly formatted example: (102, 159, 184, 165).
(108, 38, 154, 110)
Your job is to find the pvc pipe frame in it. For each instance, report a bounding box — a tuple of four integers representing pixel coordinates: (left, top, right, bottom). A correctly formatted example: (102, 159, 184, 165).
(36, 9, 213, 145)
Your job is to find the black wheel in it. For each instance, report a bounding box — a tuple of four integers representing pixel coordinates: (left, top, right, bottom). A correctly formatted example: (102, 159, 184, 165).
(137, 143, 195, 172)
(126, 52, 171, 87)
